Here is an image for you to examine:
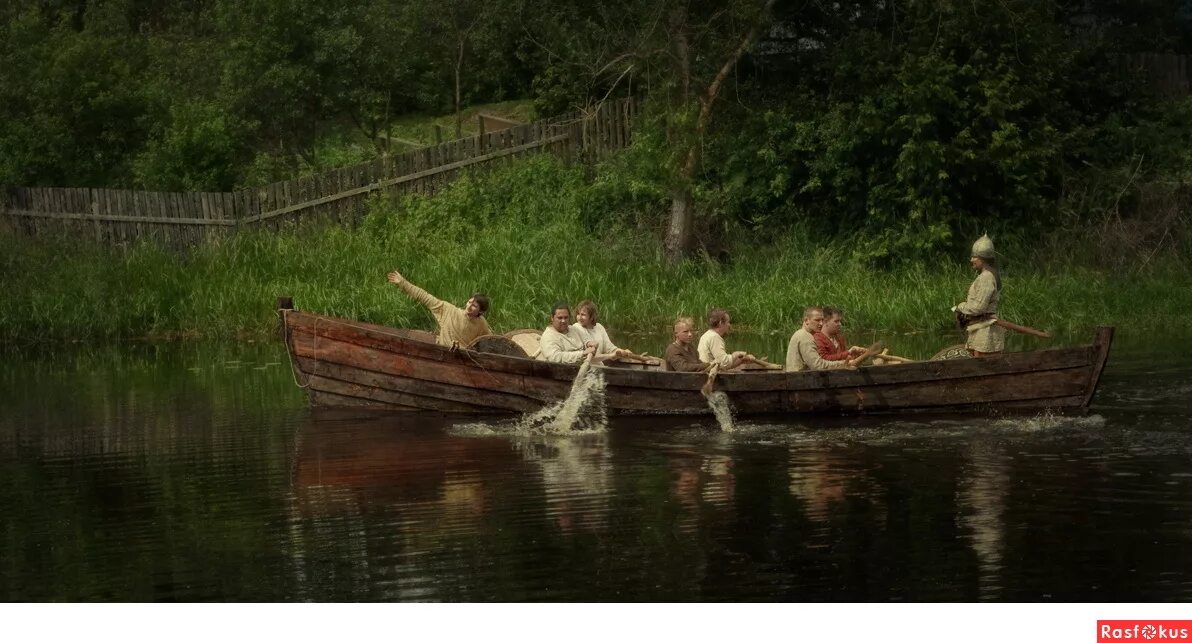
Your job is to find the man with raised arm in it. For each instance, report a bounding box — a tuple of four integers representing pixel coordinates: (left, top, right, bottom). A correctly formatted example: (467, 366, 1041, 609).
(387, 269, 491, 347)
(786, 306, 852, 372)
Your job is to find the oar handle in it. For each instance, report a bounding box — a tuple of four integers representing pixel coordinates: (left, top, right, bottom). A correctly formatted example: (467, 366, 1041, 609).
(618, 350, 660, 364)
(848, 341, 886, 367)
(877, 351, 915, 364)
(993, 319, 1052, 338)
(742, 355, 782, 370)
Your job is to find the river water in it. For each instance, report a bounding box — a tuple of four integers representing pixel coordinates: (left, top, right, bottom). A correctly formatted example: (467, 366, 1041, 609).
(1, 331, 1189, 602)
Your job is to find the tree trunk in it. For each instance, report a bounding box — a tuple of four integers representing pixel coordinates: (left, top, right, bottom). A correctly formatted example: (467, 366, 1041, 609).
(664, 145, 701, 264)
(662, 0, 777, 265)
(664, 186, 695, 263)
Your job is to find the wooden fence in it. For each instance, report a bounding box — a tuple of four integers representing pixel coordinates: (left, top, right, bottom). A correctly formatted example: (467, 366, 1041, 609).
(1114, 53, 1191, 96)
(0, 98, 637, 248)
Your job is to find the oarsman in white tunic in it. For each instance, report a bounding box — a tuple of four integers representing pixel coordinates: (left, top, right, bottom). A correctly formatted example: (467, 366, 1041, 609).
(539, 302, 597, 364)
(952, 234, 1005, 356)
(571, 300, 632, 359)
(785, 306, 851, 372)
(697, 308, 753, 371)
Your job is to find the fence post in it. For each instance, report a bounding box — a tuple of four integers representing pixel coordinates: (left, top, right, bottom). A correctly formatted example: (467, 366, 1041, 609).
(477, 114, 486, 153)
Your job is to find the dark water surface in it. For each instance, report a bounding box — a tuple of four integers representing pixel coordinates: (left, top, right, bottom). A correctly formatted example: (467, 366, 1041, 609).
(1, 332, 1190, 602)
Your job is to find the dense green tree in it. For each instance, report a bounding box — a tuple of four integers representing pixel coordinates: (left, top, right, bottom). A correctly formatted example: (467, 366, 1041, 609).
(0, 3, 154, 187)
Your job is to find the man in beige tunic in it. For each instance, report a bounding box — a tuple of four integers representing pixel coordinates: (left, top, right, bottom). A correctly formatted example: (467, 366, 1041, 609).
(697, 308, 752, 370)
(786, 306, 851, 371)
(387, 269, 491, 347)
(539, 302, 597, 364)
(952, 234, 1005, 355)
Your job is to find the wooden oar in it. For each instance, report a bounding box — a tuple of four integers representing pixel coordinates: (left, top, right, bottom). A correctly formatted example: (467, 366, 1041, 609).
(993, 319, 1052, 339)
(875, 349, 915, 364)
(611, 349, 662, 365)
(847, 341, 886, 367)
(742, 355, 783, 370)
(700, 363, 720, 398)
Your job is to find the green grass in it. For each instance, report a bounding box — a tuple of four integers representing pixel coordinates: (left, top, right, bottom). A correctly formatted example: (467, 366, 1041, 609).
(2, 154, 1190, 346)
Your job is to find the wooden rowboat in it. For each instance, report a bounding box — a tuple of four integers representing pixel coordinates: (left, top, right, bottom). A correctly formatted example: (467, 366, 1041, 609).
(280, 303, 1114, 416)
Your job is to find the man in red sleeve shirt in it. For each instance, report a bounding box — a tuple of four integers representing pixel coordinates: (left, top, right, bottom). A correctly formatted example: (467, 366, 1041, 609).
(815, 306, 865, 361)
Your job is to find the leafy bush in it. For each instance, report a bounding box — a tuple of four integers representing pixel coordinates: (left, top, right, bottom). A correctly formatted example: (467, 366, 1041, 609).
(133, 101, 246, 191)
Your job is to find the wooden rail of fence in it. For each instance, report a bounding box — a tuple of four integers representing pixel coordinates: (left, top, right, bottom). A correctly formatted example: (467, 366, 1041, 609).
(1, 98, 637, 248)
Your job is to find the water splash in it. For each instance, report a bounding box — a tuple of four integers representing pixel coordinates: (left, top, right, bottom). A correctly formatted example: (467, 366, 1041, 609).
(453, 365, 608, 436)
(551, 358, 601, 432)
(991, 412, 1107, 433)
(705, 391, 736, 432)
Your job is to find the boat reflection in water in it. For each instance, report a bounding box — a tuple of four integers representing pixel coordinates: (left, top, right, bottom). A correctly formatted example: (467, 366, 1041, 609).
(288, 411, 525, 600)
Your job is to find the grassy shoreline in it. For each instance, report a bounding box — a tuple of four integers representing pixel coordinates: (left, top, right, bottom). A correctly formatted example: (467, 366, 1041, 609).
(3, 156, 1190, 345)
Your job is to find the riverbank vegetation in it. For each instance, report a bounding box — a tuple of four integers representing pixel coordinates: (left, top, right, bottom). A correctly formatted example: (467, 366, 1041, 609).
(2, 155, 1189, 344)
(3, 1, 1191, 343)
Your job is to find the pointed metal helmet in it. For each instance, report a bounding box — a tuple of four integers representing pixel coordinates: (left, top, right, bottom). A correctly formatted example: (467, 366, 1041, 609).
(971, 233, 996, 259)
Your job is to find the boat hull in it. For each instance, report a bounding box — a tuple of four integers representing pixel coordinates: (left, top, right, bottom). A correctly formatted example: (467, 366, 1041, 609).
(281, 310, 1114, 416)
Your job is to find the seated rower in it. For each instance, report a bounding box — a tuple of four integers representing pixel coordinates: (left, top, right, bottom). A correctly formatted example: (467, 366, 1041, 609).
(816, 306, 866, 362)
(697, 308, 753, 371)
(571, 300, 632, 360)
(664, 317, 710, 372)
(539, 302, 597, 364)
(387, 269, 491, 347)
(786, 306, 851, 371)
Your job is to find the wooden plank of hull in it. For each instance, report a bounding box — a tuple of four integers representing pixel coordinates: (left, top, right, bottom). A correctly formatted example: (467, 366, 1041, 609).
(308, 389, 421, 411)
(290, 329, 570, 401)
(305, 373, 498, 412)
(296, 356, 542, 412)
(603, 384, 733, 414)
(781, 365, 1090, 413)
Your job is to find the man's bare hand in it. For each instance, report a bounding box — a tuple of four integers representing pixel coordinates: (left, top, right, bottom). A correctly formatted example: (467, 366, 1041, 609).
(386, 270, 404, 284)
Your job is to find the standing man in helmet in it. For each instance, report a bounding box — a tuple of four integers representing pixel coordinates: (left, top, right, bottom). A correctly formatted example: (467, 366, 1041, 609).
(952, 234, 1005, 356)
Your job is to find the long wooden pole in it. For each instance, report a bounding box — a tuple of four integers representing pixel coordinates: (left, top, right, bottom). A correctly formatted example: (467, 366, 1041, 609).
(993, 319, 1052, 338)
(741, 356, 782, 370)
